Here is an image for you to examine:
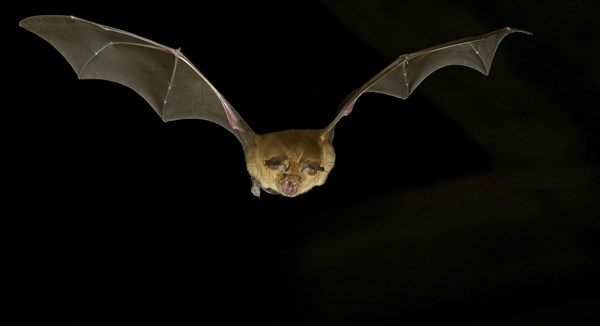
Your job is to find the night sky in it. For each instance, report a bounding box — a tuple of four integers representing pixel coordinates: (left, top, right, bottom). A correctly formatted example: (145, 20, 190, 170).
(3, 1, 600, 325)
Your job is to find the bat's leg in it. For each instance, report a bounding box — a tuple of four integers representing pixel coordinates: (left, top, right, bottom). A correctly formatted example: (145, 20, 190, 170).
(251, 177, 261, 198)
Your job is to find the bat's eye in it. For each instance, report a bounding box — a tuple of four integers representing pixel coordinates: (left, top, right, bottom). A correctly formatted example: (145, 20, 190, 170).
(303, 162, 325, 176)
(265, 157, 285, 170)
(304, 168, 318, 176)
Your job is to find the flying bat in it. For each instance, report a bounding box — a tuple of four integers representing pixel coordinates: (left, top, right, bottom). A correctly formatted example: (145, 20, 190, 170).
(19, 15, 530, 197)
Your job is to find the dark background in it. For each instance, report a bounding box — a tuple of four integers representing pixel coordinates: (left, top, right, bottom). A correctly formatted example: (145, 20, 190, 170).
(3, 0, 599, 325)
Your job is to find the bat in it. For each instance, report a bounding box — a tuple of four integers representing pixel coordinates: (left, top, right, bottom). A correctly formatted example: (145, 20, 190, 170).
(19, 15, 531, 197)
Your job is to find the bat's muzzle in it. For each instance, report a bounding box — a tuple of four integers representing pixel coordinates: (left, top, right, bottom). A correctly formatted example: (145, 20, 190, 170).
(281, 175, 300, 197)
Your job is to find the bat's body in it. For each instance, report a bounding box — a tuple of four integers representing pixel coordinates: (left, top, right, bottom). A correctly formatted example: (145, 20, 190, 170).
(19, 15, 530, 197)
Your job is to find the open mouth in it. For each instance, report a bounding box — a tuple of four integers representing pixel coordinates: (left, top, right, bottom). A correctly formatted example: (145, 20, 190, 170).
(281, 179, 299, 196)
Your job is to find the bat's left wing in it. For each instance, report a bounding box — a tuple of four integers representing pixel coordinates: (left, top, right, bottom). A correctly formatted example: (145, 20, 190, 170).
(320, 27, 531, 141)
(19, 15, 255, 152)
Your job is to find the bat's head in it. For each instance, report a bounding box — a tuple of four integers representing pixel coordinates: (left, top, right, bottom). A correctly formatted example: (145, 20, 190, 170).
(245, 130, 336, 197)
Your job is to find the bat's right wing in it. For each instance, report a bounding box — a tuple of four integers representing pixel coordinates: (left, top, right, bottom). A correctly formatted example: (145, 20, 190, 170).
(19, 15, 255, 152)
(320, 27, 531, 141)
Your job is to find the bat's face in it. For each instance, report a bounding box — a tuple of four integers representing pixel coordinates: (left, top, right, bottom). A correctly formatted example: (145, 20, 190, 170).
(245, 130, 335, 197)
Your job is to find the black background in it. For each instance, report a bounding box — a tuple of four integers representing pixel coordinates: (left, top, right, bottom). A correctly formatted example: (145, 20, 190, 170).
(3, 1, 599, 325)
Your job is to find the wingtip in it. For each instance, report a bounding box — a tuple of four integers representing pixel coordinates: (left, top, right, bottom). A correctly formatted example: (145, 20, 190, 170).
(18, 16, 33, 28)
(507, 26, 533, 35)
(19, 15, 79, 28)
